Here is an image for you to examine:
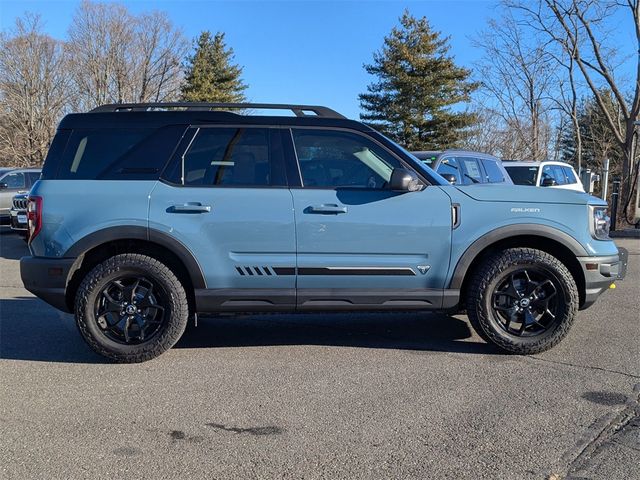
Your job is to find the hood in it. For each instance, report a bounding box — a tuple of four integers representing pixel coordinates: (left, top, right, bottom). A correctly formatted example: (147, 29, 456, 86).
(454, 184, 605, 205)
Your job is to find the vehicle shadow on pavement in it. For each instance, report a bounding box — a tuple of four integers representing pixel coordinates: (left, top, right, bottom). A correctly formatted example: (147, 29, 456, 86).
(0, 227, 28, 260)
(176, 312, 498, 354)
(0, 297, 106, 363)
(0, 298, 497, 363)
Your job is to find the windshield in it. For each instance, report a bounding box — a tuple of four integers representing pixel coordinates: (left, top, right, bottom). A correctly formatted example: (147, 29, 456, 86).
(505, 165, 539, 186)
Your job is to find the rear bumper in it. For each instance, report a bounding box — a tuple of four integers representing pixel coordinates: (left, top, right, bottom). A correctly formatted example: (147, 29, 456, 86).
(578, 247, 627, 310)
(20, 256, 76, 312)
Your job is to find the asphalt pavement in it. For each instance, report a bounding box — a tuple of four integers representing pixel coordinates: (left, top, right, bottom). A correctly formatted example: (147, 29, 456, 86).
(1, 227, 638, 479)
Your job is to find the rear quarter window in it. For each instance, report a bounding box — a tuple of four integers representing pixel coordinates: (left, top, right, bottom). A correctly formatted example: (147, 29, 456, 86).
(56, 126, 186, 180)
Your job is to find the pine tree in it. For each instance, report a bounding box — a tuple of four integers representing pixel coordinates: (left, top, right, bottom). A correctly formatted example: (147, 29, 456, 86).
(181, 31, 247, 103)
(560, 90, 624, 175)
(359, 11, 478, 150)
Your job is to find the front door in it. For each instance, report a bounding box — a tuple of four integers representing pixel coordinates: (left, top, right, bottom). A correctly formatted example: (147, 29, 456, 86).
(288, 128, 453, 310)
(149, 126, 296, 312)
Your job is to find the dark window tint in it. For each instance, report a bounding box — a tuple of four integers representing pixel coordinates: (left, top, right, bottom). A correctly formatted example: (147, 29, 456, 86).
(459, 157, 484, 184)
(482, 159, 506, 183)
(58, 129, 152, 180)
(26, 172, 41, 186)
(292, 129, 402, 189)
(41, 130, 70, 179)
(437, 157, 462, 184)
(562, 166, 577, 184)
(505, 166, 538, 185)
(181, 128, 283, 187)
(1, 172, 25, 188)
(97, 125, 187, 180)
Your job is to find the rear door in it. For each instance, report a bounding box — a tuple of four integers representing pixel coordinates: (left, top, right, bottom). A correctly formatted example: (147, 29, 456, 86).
(149, 126, 296, 312)
(288, 127, 453, 310)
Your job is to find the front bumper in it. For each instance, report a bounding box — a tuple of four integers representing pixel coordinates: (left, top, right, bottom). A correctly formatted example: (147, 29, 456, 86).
(578, 247, 627, 310)
(9, 208, 28, 231)
(20, 256, 76, 312)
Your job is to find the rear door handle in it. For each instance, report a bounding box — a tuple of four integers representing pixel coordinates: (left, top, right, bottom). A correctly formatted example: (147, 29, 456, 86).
(167, 203, 211, 214)
(306, 204, 347, 214)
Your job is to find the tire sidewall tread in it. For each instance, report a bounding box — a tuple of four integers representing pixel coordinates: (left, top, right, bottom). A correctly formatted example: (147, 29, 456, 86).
(75, 253, 189, 363)
(466, 247, 579, 355)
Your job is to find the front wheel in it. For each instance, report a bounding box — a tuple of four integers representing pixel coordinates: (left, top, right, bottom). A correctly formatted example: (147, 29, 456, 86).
(75, 254, 189, 362)
(466, 248, 578, 354)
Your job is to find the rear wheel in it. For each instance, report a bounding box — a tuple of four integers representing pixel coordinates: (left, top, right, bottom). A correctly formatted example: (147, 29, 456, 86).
(75, 254, 189, 362)
(466, 248, 578, 354)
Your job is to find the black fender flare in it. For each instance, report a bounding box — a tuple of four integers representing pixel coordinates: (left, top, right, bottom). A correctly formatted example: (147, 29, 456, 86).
(448, 224, 587, 289)
(64, 225, 206, 289)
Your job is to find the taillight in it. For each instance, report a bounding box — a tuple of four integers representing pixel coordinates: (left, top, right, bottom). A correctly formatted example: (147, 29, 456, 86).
(27, 196, 42, 242)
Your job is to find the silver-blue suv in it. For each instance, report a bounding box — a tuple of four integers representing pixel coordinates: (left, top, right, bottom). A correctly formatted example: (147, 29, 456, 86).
(20, 103, 627, 362)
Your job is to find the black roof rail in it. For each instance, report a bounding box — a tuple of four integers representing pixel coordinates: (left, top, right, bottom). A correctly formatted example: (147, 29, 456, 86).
(90, 102, 346, 119)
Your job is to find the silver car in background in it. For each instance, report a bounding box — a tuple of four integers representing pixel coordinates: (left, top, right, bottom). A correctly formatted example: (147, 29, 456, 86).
(0, 168, 41, 224)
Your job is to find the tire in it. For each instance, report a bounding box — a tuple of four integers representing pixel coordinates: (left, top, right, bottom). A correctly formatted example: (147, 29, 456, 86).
(466, 247, 578, 354)
(75, 253, 189, 363)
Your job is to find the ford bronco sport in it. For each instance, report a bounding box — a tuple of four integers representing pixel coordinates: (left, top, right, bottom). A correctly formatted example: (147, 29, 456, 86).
(20, 103, 627, 362)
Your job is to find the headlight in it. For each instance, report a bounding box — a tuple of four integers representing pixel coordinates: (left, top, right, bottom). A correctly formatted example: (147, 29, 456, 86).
(589, 205, 610, 240)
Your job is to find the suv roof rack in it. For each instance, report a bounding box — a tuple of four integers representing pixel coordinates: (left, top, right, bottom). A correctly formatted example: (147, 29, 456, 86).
(90, 102, 346, 119)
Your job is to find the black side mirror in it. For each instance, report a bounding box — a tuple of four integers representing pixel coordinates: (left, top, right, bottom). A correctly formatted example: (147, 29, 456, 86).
(389, 168, 421, 192)
(440, 173, 457, 185)
(0, 183, 7, 189)
(541, 177, 557, 187)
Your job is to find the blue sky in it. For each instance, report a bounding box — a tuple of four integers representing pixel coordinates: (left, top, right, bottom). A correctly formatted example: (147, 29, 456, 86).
(0, 0, 501, 118)
(0, 1, 635, 119)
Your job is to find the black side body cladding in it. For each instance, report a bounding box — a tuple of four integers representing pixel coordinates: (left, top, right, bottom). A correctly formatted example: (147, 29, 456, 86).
(64, 226, 207, 289)
(448, 224, 588, 290)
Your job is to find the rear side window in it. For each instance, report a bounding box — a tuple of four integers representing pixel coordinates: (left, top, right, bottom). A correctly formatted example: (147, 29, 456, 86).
(482, 159, 506, 183)
(26, 172, 41, 186)
(178, 127, 286, 187)
(41, 130, 70, 179)
(57, 129, 152, 179)
(505, 166, 538, 185)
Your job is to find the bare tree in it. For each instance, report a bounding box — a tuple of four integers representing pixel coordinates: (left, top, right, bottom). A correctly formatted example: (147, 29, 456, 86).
(0, 14, 70, 166)
(474, 12, 556, 160)
(510, 0, 639, 219)
(67, 0, 186, 110)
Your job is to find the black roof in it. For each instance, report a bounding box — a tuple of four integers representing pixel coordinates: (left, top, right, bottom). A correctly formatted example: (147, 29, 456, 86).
(59, 102, 372, 132)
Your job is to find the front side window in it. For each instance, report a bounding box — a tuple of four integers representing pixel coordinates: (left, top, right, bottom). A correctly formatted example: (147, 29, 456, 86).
(562, 166, 577, 184)
(291, 129, 402, 189)
(1, 172, 25, 189)
(181, 128, 283, 187)
(482, 159, 506, 183)
(437, 157, 462, 184)
(459, 157, 484, 184)
(542, 165, 566, 185)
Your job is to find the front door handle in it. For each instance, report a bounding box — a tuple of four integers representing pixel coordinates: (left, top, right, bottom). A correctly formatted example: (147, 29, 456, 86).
(167, 203, 211, 214)
(306, 204, 347, 214)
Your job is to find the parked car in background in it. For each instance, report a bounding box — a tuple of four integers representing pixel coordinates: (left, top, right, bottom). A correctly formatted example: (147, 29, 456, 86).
(411, 150, 513, 185)
(503, 161, 584, 192)
(10, 193, 29, 238)
(0, 168, 41, 224)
